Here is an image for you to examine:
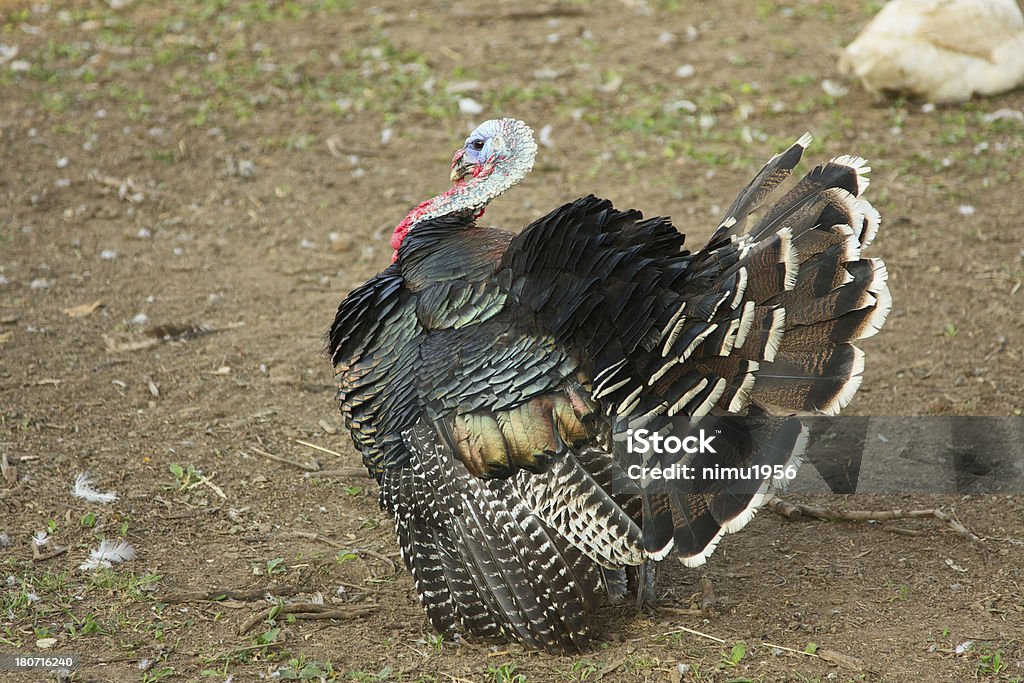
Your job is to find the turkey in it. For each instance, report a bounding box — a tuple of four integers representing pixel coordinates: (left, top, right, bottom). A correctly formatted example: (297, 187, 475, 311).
(328, 118, 890, 652)
(839, 0, 1024, 102)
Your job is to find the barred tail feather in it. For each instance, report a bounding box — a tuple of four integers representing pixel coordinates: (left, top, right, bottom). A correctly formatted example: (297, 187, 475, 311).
(385, 421, 606, 653)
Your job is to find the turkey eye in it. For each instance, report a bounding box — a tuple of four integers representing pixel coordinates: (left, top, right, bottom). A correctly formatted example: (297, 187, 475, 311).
(470, 139, 485, 151)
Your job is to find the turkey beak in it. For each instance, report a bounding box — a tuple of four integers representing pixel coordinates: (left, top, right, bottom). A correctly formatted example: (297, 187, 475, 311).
(450, 149, 472, 183)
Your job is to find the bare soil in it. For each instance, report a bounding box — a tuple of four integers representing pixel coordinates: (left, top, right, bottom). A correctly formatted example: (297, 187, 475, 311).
(1, 1, 1023, 682)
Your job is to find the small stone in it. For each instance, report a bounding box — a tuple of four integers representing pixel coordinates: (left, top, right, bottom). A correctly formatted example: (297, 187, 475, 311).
(100, 249, 117, 260)
(458, 98, 484, 115)
(675, 64, 695, 78)
(30, 278, 52, 290)
(37, 637, 58, 649)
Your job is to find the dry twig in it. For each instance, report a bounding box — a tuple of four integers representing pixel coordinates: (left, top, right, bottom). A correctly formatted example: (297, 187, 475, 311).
(767, 498, 985, 547)
(1, 453, 16, 486)
(303, 468, 367, 479)
(237, 602, 377, 634)
(32, 544, 68, 562)
(248, 446, 320, 472)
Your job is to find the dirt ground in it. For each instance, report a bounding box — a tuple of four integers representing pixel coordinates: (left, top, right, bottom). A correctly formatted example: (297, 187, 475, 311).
(2, 1, 1023, 681)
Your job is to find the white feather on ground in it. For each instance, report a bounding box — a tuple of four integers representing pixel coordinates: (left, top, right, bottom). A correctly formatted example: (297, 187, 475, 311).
(839, 0, 1024, 102)
(73, 471, 119, 504)
(80, 539, 136, 570)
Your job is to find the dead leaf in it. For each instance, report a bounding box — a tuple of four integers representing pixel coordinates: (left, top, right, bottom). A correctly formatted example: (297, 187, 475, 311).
(818, 649, 864, 670)
(64, 300, 105, 318)
(0, 331, 11, 345)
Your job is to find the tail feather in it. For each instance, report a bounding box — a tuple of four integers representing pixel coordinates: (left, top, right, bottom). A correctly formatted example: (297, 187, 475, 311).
(712, 132, 813, 241)
(384, 421, 607, 652)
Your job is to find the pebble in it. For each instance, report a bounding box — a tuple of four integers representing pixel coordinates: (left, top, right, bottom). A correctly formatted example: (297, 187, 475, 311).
(458, 98, 484, 115)
(675, 64, 695, 78)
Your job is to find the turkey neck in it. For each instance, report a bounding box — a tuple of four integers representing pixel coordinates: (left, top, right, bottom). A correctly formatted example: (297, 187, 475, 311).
(391, 120, 538, 256)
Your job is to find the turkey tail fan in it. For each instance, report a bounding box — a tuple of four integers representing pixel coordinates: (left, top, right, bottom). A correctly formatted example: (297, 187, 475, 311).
(384, 420, 606, 653)
(661, 142, 891, 418)
(607, 138, 888, 564)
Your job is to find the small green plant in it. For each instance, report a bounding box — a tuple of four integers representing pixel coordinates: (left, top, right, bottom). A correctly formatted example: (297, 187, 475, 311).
(568, 659, 597, 681)
(168, 462, 203, 491)
(487, 662, 525, 683)
(142, 666, 175, 682)
(66, 612, 102, 638)
(81, 512, 97, 528)
(255, 625, 281, 646)
(253, 557, 287, 577)
(720, 641, 746, 667)
(978, 649, 1005, 675)
(425, 633, 444, 652)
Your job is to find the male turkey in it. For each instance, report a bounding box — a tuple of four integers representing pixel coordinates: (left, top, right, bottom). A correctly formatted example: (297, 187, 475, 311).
(328, 119, 890, 652)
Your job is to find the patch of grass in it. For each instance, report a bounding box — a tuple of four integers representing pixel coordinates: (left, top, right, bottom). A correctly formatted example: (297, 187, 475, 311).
(86, 568, 161, 600)
(142, 667, 175, 683)
(347, 667, 393, 682)
(271, 656, 341, 680)
(566, 658, 598, 681)
(977, 648, 1006, 676)
(65, 612, 104, 639)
